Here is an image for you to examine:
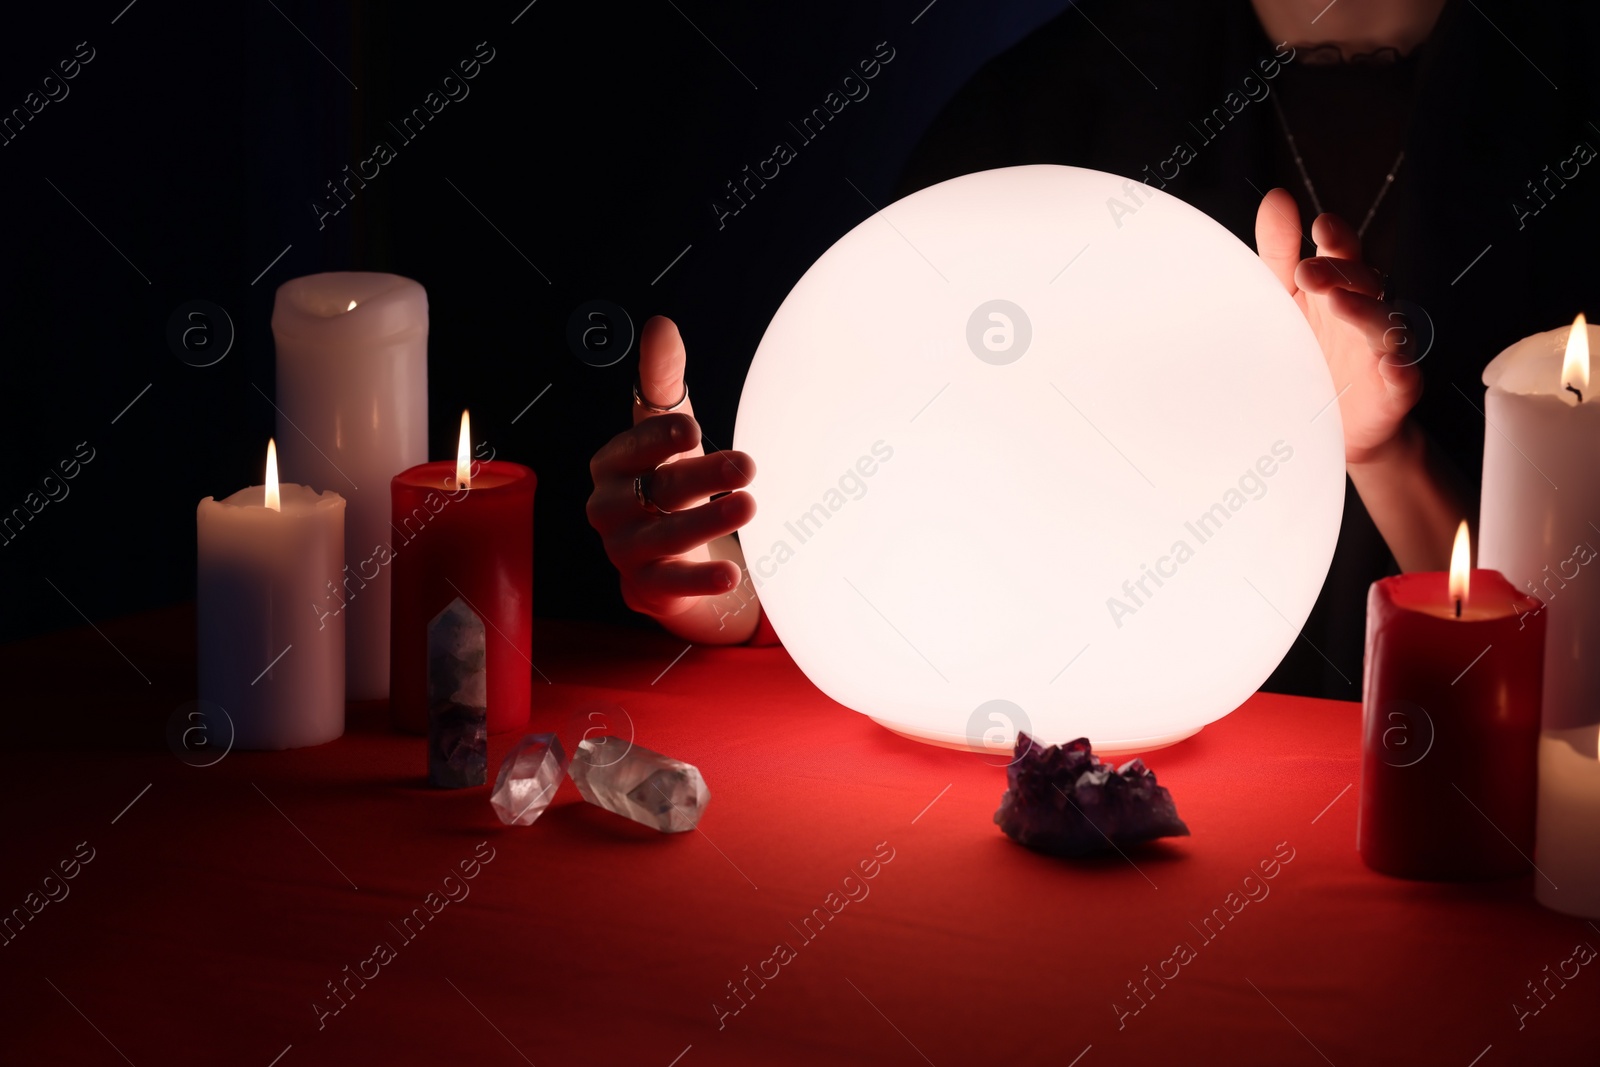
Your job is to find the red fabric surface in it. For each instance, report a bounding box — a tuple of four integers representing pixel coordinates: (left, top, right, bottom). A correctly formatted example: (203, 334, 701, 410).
(2, 605, 1594, 1066)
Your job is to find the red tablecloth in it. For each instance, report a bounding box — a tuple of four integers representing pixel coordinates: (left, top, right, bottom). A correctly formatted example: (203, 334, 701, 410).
(2, 606, 1593, 1066)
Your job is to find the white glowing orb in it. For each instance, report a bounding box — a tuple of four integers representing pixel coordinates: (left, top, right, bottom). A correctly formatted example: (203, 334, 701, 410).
(732, 165, 1345, 753)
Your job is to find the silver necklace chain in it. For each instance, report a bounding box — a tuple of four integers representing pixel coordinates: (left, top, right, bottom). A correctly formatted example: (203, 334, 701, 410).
(1269, 93, 1405, 240)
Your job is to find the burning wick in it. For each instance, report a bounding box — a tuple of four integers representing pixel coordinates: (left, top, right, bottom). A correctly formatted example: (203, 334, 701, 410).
(1448, 519, 1470, 621)
(1563, 313, 1588, 405)
(456, 409, 472, 490)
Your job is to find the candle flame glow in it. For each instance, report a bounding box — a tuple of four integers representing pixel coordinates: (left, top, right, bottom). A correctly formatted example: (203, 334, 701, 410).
(456, 410, 472, 489)
(1564, 312, 1589, 402)
(346, 299, 358, 312)
(1449, 520, 1470, 614)
(265, 438, 281, 512)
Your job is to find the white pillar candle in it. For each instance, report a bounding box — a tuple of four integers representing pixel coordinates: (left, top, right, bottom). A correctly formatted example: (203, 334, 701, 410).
(198, 441, 346, 749)
(1535, 726, 1600, 917)
(272, 273, 428, 700)
(1478, 315, 1600, 731)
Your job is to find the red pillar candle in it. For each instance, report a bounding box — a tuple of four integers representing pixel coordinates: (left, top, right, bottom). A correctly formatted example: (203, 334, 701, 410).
(390, 412, 534, 735)
(1359, 524, 1545, 880)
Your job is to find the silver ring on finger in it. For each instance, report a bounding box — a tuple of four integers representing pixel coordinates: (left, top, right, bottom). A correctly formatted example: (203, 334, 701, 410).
(634, 468, 670, 515)
(634, 378, 689, 414)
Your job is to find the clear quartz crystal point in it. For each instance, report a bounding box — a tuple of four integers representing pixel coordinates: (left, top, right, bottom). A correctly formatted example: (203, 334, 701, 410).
(572, 735, 710, 833)
(490, 733, 570, 826)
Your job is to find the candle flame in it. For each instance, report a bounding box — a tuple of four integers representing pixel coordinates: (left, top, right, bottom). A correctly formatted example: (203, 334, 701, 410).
(346, 299, 358, 312)
(1449, 520, 1470, 614)
(1564, 312, 1589, 401)
(456, 410, 472, 489)
(265, 438, 281, 512)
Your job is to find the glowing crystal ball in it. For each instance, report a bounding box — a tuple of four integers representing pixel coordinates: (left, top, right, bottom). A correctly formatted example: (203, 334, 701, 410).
(733, 165, 1344, 752)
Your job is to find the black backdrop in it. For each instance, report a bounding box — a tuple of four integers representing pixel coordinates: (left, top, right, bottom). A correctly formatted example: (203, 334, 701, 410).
(0, 0, 1071, 642)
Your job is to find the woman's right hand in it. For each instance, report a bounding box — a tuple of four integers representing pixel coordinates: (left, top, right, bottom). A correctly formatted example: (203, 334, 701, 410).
(585, 316, 757, 624)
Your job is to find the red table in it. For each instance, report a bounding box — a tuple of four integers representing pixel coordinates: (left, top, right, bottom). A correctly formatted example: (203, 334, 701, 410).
(1, 606, 1593, 1065)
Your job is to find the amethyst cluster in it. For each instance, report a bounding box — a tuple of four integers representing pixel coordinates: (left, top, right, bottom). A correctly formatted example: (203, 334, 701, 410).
(994, 733, 1189, 857)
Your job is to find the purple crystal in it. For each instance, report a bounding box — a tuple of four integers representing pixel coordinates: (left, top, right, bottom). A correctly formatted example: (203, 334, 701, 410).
(427, 598, 487, 789)
(994, 733, 1189, 857)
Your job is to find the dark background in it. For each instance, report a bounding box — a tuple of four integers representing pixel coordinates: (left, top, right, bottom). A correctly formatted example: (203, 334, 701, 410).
(0, 0, 1072, 643)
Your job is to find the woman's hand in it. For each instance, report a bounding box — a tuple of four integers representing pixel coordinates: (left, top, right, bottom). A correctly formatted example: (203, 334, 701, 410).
(1255, 187, 1466, 572)
(585, 316, 759, 636)
(1255, 187, 1422, 464)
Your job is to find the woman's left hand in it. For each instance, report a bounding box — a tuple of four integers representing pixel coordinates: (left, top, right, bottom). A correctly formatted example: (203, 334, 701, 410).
(1255, 187, 1423, 464)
